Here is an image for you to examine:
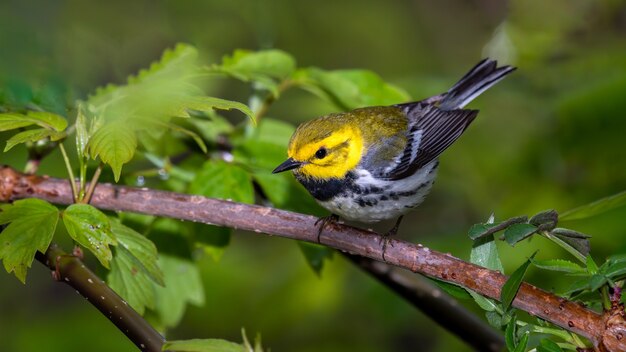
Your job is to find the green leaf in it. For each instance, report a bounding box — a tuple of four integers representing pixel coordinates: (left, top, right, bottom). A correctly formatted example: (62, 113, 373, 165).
(501, 252, 536, 311)
(589, 274, 607, 291)
(184, 96, 254, 123)
(62, 204, 117, 268)
(560, 191, 626, 221)
(163, 339, 244, 352)
(110, 220, 163, 285)
(297, 242, 333, 275)
(586, 255, 599, 274)
(88, 121, 137, 181)
(604, 261, 626, 279)
(4, 128, 63, 151)
(468, 291, 499, 312)
(0, 113, 38, 131)
(537, 338, 564, 352)
(189, 160, 254, 203)
(154, 255, 204, 328)
(531, 259, 586, 274)
(505, 317, 517, 351)
(471, 235, 504, 273)
(0, 199, 58, 283)
(213, 49, 296, 94)
(485, 310, 505, 328)
(468, 222, 502, 240)
(543, 230, 590, 262)
(297, 67, 410, 110)
(513, 333, 529, 352)
(107, 246, 155, 315)
(503, 223, 538, 245)
(0, 111, 67, 132)
(429, 279, 472, 300)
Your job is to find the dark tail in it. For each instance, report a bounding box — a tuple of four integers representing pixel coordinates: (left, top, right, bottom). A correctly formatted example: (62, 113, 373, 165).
(439, 59, 516, 110)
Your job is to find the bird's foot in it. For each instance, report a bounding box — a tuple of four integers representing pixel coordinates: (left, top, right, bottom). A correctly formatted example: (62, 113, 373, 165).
(315, 214, 340, 243)
(381, 216, 404, 262)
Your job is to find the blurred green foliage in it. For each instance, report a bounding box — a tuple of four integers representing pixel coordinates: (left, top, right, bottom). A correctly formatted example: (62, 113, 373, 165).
(0, 0, 625, 351)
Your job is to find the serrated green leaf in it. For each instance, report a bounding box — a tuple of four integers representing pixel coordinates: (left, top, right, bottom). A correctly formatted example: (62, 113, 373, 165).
(62, 204, 117, 268)
(531, 259, 586, 274)
(0, 199, 58, 283)
(163, 339, 244, 352)
(107, 246, 155, 315)
(537, 338, 564, 352)
(505, 315, 517, 351)
(189, 160, 254, 203)
(110, 220, 163, 285)
(298, 242, 333, 275)
(471, 235, 504, 273)
(0, 111, 67, 132)
(429, 278, 472, 300)
(154, 255, 204, 328)
(501, 253, 536, 311)
(604, 261, 626, 279)
(513, 333, 529, 352)
(88, 121, 137, 181)
(563, 277, 591, 296)
(4, 128, 62, 151)
(560, 191, 626, 221)
(504, 223, 538, 245)
(586, 255, 598, 274)
(297, 67, 410, 110)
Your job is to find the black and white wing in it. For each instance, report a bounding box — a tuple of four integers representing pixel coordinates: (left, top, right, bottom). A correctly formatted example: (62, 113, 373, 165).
(380, 103, 477, 180)
(380, 59, 515, 180)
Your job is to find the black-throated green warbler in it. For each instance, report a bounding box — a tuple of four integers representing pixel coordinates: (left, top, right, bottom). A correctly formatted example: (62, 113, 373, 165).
(273, 59, 515, 236)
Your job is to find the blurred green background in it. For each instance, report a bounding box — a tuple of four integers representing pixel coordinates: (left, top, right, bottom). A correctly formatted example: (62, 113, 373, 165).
(1, 0, 625, 351)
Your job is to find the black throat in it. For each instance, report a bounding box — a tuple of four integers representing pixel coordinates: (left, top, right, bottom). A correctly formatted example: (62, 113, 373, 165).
(295, 172, 356, 202)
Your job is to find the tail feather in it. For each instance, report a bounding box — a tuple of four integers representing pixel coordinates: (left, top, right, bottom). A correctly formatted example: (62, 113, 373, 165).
(439, 59, 516, 110)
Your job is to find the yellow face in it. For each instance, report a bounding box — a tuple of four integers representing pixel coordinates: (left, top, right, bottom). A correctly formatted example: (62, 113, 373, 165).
(287, 124, 364, 179)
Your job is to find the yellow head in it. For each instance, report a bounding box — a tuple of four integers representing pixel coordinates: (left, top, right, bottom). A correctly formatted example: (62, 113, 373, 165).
(273, 114, 365, 179)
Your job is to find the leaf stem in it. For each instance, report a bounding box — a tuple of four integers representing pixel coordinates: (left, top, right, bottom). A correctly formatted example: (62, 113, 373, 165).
(58, 142, 78, 202)
(252, 79, 295, 122)
(82, 163, 103, 204)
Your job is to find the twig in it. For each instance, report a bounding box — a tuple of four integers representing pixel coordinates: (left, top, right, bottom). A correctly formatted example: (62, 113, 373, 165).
(82, 163, 103, 204)
(34, 243, 165, 352)
(1, 166, 625, 351)
(344, 254, 505, 352)
(58, 143, 78, 202)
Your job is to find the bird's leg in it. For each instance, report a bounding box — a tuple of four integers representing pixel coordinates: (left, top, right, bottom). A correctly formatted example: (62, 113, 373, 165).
(381, 215, 404, 261)
(315, 214, 340, 243)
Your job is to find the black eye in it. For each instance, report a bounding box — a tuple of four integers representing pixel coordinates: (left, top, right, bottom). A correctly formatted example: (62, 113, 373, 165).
(315, 147, 327, 159)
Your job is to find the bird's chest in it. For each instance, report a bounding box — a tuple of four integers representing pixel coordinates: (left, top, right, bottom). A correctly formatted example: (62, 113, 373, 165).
(297, 164, 438, 223)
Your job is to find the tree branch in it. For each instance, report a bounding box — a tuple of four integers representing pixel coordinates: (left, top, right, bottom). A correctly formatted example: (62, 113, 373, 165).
(1, 166, 625, 351)
(34, 243, 165, 352)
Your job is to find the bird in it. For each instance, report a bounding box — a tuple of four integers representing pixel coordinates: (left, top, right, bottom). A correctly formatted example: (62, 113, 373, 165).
(273, 59, 515, 242)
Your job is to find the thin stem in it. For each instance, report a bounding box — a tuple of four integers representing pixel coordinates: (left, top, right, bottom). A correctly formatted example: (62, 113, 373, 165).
(58, 143, 78, 202)
(82, 164, 103, 204)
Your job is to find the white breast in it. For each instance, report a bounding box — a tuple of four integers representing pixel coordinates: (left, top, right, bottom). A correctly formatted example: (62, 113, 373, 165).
(317, 160, 438, 223)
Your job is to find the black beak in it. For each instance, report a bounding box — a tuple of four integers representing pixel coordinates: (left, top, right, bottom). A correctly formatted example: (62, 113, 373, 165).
(272, 158, 303, 173)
